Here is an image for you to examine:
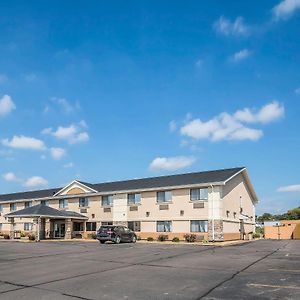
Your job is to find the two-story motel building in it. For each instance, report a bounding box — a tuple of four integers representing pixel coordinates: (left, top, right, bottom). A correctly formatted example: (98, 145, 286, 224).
(0, 167, 257, 241)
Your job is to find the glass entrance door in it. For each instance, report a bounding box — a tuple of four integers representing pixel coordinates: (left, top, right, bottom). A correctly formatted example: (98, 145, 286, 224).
(54, 221, 65, 238)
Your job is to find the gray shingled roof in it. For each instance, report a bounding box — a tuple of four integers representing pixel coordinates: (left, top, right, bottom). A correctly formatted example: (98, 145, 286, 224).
(0, 167, 244, 202)
(5, 204, 88, 219)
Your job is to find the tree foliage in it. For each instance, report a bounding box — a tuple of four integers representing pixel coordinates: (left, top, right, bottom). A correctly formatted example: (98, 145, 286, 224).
(257, 206, 300, 222)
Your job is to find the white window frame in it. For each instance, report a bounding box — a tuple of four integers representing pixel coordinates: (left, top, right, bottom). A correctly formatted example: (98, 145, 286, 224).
(190, 188, 208, 201)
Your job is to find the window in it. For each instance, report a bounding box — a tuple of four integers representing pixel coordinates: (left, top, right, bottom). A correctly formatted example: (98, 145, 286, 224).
(13, 223, 17, 231)
(102, 195, 113, 206)
(25, 201, 32, 208)
(73, 222, 84, 231)
(157, 191, 172, 203)
(0, 204, 2, 212)
(24, 223, 33, 231)
(128, 221, 141, 232)
(86, 222, 97, 231)
(79, 197, 89, 207)
(59, 199, 68, 209)
(0, 223, 2, 231)
(190, 188, 208, 201)
(190, 220, 208, 232)
(10, 203, 17, 211)
(41, 200, 49, 206)
(157, 221, 172, 232)
(101, 222, 113, 226)
(127, 193, 141, 205)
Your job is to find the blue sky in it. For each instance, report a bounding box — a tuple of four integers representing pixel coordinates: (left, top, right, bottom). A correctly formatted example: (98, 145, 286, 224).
(0, 0, 299, 215)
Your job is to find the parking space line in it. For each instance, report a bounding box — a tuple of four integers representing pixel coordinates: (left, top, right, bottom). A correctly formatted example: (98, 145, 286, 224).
(248, 283, 300, 290)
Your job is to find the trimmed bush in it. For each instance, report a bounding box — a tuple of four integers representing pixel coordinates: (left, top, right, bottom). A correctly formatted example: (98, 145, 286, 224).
(28, 234, 35, 241)
(147, 236, 154, 242)
(184, 234, 197, 243)
(20, 232, 26, 238)
(253, 233, 260, 239)
(3, 234, 10, 239)
(136, 235, 141, 241)
(157, 234, 168, 242)
(172, 237, 180, 242)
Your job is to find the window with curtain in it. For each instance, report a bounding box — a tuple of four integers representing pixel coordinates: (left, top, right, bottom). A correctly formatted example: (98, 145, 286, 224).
(41, 200, 49, 206)
(59, 199, 68, 209)
(79, 197, 89, 207)
(24, 223, 33, 231)
(101, 195, 113, 206)
(156, 221, 172, 232)
(127, 193, 141, 205)
(156, 191, 172, 203)
(190, 220, 208, 232)
(25, 201, 32, 208)
(190, 188, 208, 201)
(10, 203, 16, 211)
(86, 222, 97, 231)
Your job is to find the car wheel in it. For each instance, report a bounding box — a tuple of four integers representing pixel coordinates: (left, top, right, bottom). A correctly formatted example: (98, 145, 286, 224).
(100, 241, 105, 244)
(115, 236, 121, 244)
(132, 235, 137, 243)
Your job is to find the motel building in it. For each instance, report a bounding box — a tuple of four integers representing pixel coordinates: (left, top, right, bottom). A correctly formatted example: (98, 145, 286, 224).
(0, 167, 257, 242)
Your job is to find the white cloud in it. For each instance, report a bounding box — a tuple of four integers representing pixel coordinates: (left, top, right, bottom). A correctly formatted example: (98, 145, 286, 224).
(0, 95, 16, 116)
(277, 184, 300, 192)
(63, 162, 74, 168)
(42, 123, 89, 144)
(2, 172, 18, 182)
(180, 101, 283, 142)
(234, 101, 284, 124)
(79, 119, 88, 128)
(169, 120, 177, 132)
(232, 49, 251, 62)
(24, 176, 48, 188)
(272, 0, 300, 20)
(149, 156, 196, 171)
(2, 135, 46, 150)
(50, 147, 66, 160)
(213, 16, 249, 36)
(295, 87, 300, 95)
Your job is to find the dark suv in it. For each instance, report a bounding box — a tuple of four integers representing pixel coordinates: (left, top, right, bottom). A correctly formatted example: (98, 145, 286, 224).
(96, 225, 137, 244)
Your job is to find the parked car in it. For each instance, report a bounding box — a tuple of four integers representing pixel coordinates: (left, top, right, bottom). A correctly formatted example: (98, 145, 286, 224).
(96, 225, 137, 244)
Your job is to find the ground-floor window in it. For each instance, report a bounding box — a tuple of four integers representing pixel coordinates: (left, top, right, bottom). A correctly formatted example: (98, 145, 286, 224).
(190, 220, 208, 232)
(157, 221, 172, 232)
(73, 222, 84, 231)
(128, 221, 141, 232)
(86, 222, 97, 231)
(24, 223, 33, 231)
(101, 222, 113, 226)
(0, 223, 2, 231)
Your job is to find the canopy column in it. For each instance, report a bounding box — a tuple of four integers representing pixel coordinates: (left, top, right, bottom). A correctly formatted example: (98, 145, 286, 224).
(65, 218, 72, 239)
(8, 217, 14, 239)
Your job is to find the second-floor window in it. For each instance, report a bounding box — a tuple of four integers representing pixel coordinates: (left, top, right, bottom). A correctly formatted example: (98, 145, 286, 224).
(190, 188, 208, 201)
(157, 191, 172, 203)
(10, 203, 16, 211)
(25, 201, 32, 208)
(79, 197, 89, 207)
(127, 193, 141, 205)
(41, 200, 49, 206)
(59, 199, 68, 209)
(102, 195, 113, 206)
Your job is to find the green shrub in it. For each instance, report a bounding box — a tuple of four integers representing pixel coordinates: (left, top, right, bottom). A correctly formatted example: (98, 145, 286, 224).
(184, 234, 197, 243)
(91, 233, 97, 239)
(3, 234, 10, 239)
(253, 233, 260, 239)
(20, 232, 26, 238)
(147, 236, 154, 242)
(136, 235, 141, 241)
(172, 237, 180, 242)
(157, 234, 168, 242)
(28, 234, 35, 241)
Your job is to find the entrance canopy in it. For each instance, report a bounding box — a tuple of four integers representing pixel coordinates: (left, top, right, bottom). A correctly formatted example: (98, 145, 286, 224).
(5, 204, 88, 220)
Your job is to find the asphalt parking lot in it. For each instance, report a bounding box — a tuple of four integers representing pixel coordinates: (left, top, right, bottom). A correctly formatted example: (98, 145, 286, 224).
(0, 239, 299, 300)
